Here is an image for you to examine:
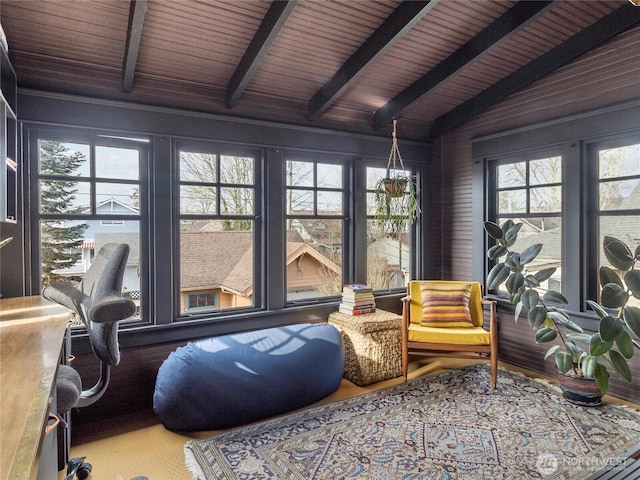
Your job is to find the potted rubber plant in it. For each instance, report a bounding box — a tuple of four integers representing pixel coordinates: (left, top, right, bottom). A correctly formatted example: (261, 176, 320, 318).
(373, 119, 420, 233)
(484, 220, 640, 405)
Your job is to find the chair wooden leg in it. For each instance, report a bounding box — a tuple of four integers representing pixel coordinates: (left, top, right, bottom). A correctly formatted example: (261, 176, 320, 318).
(490, 350, 498, 388)
(401, 346, 408, 381)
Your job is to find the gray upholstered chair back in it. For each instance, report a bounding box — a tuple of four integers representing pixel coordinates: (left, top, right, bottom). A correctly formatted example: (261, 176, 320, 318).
(44, 242, 136, 367)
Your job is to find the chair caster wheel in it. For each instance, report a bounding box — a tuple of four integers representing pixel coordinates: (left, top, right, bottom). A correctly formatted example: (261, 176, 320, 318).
(77, 462, 92, 480)
(65, 457, 92, 480)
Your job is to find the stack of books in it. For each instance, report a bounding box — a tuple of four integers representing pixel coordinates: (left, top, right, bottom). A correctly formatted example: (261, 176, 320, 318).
(339, 283, 376, 315)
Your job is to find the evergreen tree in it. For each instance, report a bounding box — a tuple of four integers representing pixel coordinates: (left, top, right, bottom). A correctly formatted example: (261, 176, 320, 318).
(40, 141, 88, 286)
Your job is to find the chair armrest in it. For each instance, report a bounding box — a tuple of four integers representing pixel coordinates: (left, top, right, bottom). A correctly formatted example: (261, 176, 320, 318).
(88, 297, 136, 324)
(481, 298, 498, 334)
(42, 282, 90, 313)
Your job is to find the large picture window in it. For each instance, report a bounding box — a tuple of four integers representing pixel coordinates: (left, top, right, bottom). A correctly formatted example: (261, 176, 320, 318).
(177, 143, 260, 315)
(492, 153, 563, 293)
(27, 122, 424, 335)
(478, 116, 640, 318)
(34, 131, 146, 323)
(285, 156, 344, 302)
(366, 166, 414, 290)
(591, 137, 640, 308)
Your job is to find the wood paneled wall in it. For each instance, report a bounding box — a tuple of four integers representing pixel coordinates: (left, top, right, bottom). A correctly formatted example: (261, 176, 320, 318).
(70, 26, 640, 427)
(430, 25, 640, 403)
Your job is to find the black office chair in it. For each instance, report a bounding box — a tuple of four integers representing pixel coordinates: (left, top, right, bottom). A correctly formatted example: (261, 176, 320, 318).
(43, 242, 136, 480)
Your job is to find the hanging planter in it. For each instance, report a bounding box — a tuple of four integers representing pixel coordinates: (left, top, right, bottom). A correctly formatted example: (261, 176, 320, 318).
(374, 119, 420, 233)
(383, 177, 408, 198)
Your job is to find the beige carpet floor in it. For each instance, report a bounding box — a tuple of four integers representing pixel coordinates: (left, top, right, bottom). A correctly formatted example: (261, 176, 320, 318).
(58, 359, 637, 480)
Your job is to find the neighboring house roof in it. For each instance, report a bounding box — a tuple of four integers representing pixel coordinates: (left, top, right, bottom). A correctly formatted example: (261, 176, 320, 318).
(289, 214, 342, 246)
(80, 197, 139, 215)
(286, 241, 340, 275)
(180, 231, 253, 291)
(180, 231, 340, 294)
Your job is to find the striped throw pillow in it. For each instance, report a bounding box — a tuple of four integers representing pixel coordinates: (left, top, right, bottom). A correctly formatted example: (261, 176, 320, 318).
(420, 283, 473, 327)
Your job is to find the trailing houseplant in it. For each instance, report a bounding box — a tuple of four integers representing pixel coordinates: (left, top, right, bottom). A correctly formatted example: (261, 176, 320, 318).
(483, 220, 640, 402)
(373, 119, 420, 233)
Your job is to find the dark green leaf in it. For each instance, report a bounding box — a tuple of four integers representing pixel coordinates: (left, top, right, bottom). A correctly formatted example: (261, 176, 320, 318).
(542, 290, 568, 304)
(635, 244, 640, 261)
(483, 221, 503, 240)
(524, 275, 540, 288)
(565, 341, 584, 358)
(603, 236, 634, 271)
(503, 223, 523, 247)
(506, 271, 524, 295)
(545, 344, 561, 360)
(599, 266, 623, 289)
(534, 268, 556, 283)
(536, 327, 557, 343)
(521, 289, 539, 310)
(609, 350, 632, 382)
(595, 363, 609, 394)
(547, 310, 569, 324)
(616, 331, 634, 359)
(555, 351, 573, 373)
(528, 306, 547, 329)
(510, 291, 522, 305)
(520, 244, 543, 266)
(600, 283, 628, 309)
(589, 333, 613, 356)
(586, 300, 607, 319)
(599, 315, 624, 342)
(514, 301, 523, 322)
(501, 220, 515, 240)
(566, 333, 591, 345)
(487, 263, 510, 290)
(504, 253, 521, 270)
(624, 270, 640, 299)
(487, 244, 508, 259)
(623, 306, 640, 339)
(558, 317, 584, 333)
(582, 355, 597, 378)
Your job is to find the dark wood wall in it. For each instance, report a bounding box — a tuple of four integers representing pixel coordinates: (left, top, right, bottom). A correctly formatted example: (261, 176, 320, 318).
(430, 24, 640, 403)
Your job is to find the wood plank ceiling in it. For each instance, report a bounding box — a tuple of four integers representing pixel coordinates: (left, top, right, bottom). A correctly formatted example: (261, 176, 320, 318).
(1, 0, 639, 141)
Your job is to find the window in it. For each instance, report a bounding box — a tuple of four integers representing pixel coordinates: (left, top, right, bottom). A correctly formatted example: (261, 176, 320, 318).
(591, 138, 640, 308)
(34, 131, 146, 323)
(177, 143, 260, 315)
(492, 154, 563, 293)
(185, 291, 218, 311)
(476, 107, 640, 319)
(366, 166, 414, 290)
(285, 156, 344, 302)
(26, 115, 425, 336)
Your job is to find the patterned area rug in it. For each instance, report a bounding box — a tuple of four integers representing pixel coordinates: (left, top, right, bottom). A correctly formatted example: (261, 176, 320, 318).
(184, 364, 640, 479)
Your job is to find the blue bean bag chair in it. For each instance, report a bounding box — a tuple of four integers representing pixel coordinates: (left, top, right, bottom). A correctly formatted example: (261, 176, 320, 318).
(153, 323, 344, 431)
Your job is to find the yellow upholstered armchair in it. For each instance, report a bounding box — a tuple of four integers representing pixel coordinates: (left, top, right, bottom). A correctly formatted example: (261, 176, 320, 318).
(401, 280, 498, 387)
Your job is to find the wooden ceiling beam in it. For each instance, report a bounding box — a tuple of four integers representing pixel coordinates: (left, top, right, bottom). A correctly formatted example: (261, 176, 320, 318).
(226, 0, 298, 108)
(373, 0, 556, 131)
(122, 0, 148, 94)
(307, 0, 438, 122)
(427, 3, 640, 139)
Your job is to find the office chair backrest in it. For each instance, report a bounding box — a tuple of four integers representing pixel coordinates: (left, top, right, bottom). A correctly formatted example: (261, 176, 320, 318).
(43, 242, 136, 407)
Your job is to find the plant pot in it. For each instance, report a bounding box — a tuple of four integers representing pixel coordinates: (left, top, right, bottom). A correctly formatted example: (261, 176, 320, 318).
(556, 369, 602, 407)
(383, 177, 407, 197)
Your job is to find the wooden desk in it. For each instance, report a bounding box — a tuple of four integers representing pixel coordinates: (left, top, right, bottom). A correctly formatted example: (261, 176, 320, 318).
(0, 296, 68, 480)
